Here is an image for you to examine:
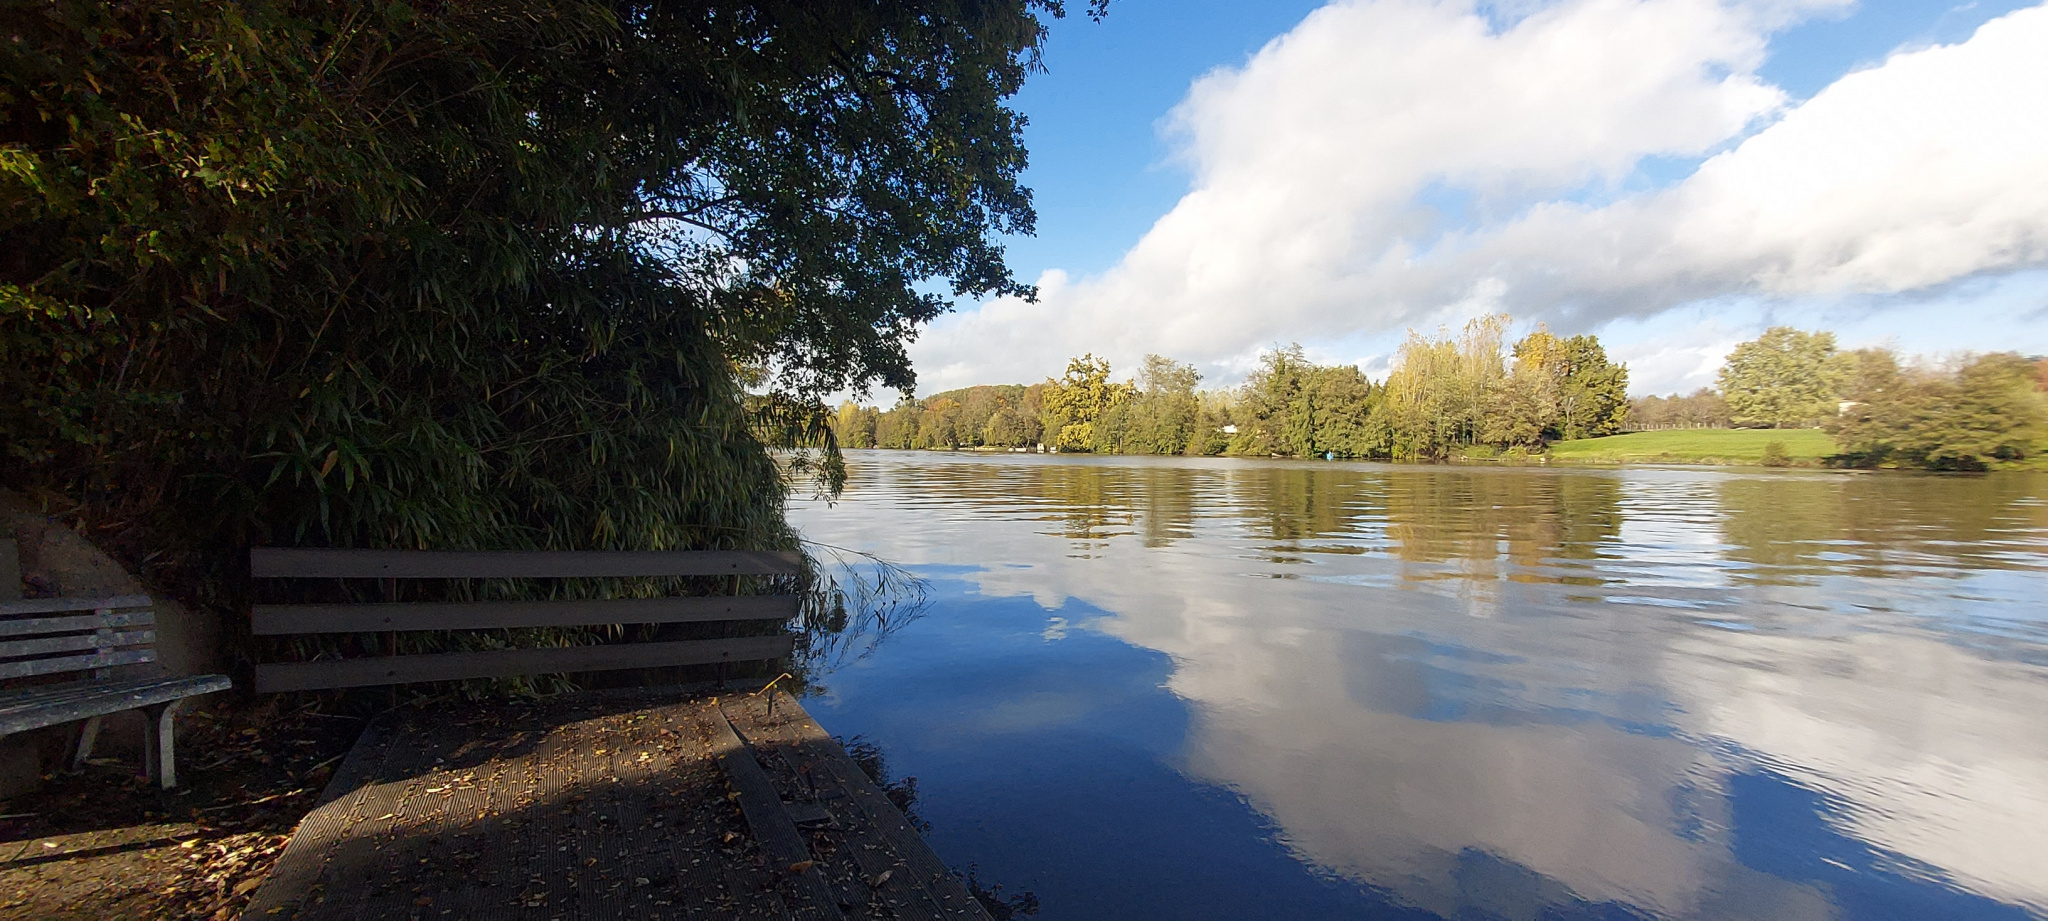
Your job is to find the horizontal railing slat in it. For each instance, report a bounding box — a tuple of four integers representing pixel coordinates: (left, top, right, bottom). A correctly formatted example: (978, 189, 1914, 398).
(0, 610, 153, 638)
(0, 630, 154, 659)
(252, 634, 795, 692)
(0, 595, 153, 617)
(252, 595, 799, 635)
(0, 649, 156, 681)
(250, 549, 803, 579)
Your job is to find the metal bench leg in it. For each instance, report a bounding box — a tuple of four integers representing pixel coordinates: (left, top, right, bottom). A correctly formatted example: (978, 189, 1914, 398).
(72, 715, 104, 770)
(141, 701, 186, 789)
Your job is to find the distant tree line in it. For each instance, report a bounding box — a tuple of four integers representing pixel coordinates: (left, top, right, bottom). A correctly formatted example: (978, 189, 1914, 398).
(838, 320, 2048, 471)
(833, 315, 1630, 460)
(1629, 326, 2048, 470)
(1626, 390, 1731, 428)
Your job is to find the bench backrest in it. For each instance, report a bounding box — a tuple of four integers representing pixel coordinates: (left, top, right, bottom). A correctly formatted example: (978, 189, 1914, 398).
(0, 594, 158, 681)
(250, 548, 804, 693)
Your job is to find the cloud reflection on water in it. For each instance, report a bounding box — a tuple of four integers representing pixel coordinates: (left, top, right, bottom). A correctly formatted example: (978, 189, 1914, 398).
(792, 453, 2048, 919)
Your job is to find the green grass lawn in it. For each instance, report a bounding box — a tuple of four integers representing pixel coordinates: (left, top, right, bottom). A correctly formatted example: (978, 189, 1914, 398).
(1544, 428, 1836, 466)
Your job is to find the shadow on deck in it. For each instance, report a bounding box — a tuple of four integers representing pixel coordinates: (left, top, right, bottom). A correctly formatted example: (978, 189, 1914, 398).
(240, 689, 991, 921)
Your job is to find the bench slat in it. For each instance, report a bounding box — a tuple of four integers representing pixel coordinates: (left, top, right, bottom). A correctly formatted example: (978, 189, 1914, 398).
(0, 610, 154, 638)
(0, 675, 231, 735)
(0, 595, 153, 617)
(0, 629, 154, 658)
(0, 677, 190, 708)
(0, 649, 156, 680)
(250, 549, 803, 579)
(251, 595, 800, 635)
(253, 634, 795, 692)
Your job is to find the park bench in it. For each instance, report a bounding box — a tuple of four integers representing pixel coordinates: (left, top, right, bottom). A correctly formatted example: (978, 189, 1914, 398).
(248, 548, 803, 692)
(0, 594, 233, 789)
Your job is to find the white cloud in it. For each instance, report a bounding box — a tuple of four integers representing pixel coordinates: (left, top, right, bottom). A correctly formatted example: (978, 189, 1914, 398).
(905, 0, 2048, 394)
(1485, 2, 2048, 306)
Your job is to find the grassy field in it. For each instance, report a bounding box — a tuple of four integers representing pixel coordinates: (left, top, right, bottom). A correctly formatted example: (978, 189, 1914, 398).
(1544, 428, 1837, 466)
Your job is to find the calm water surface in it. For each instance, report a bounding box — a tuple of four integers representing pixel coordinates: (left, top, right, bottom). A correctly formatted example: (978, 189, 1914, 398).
(786, 451, 2048, 920)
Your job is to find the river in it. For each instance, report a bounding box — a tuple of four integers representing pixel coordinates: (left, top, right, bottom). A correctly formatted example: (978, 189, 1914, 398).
(785, 451, 2048, 920)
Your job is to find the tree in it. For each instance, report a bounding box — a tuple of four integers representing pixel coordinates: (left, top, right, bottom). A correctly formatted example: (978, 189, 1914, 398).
(982, 405, 1035, 447)
(1508, 329, 1629, 441)
(833, 402, 881, 449)
(1495, 331, 1564, 446)
(1114, 355, 1201, 455)
(1718, 328, 1843, 428)
(2, 0, 1088, 583)
(1302, 365, 1383, 457)
(916, 398, 965, 449)
(1039, 355, 1134, 451)
(1229, 345, 1310, 455)
(875, 400, 922, 449)
(1832, 351, 2046, 469)
(1555, 336, 1630, 439)
(1481, 368, 1554, 448)
(1377, 317, 1508, 458)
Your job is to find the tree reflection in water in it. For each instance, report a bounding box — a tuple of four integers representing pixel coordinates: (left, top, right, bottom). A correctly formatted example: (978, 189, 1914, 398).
(790, 452, 2048, 920)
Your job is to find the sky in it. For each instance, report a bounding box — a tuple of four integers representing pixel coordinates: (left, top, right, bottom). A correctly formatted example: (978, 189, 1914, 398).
(888, 0, 2048, 399)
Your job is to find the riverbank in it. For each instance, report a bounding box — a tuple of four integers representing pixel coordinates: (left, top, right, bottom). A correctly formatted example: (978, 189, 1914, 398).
(863, 428, 1848, 469)
(1540, 428, 1837, 466)
(5, 688, 1000, 921)
(241, 688, 993, 920)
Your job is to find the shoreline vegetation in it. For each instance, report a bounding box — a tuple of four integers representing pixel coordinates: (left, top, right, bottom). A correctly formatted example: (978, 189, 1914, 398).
(3, 4, 1090, 919)
(831, 320, 2048, 472)
(840, 427, 1843, 469)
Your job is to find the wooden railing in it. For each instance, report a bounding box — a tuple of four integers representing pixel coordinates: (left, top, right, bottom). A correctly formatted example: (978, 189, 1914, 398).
(249, 549, 803, 693)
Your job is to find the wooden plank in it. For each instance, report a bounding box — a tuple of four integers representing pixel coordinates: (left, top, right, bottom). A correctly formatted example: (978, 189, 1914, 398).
(0, 594, 153, 617)
(250, 548, 803, 579)
(253, 634, 794, 692)
(731, 691, 995, 919)
(0, 648, 155, 680)
(706, 701, 846, 921)
(310, 723, 446, 915)
(240, 715, 399, 917)
(252, 594, 798, 635)
(0, 629, 153, 658)
(507, 703, 584, 916)
(0, 610, 152, 638)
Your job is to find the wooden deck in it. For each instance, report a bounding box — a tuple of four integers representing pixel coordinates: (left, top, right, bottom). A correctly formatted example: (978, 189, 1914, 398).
(240, 690, 990, 921)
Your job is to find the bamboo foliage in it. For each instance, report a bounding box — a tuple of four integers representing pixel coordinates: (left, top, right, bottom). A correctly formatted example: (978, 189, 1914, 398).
(1, 1, 1071, 672)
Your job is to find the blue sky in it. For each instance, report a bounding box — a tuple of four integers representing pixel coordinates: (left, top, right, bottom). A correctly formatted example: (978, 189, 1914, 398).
(899, 0, 2048, 397)
(998, 0, 1328, 281)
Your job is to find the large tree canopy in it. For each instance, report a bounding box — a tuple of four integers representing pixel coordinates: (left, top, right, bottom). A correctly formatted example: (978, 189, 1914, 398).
(1, 0, 1087, 562)
(1718, 327, 1842, 428)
